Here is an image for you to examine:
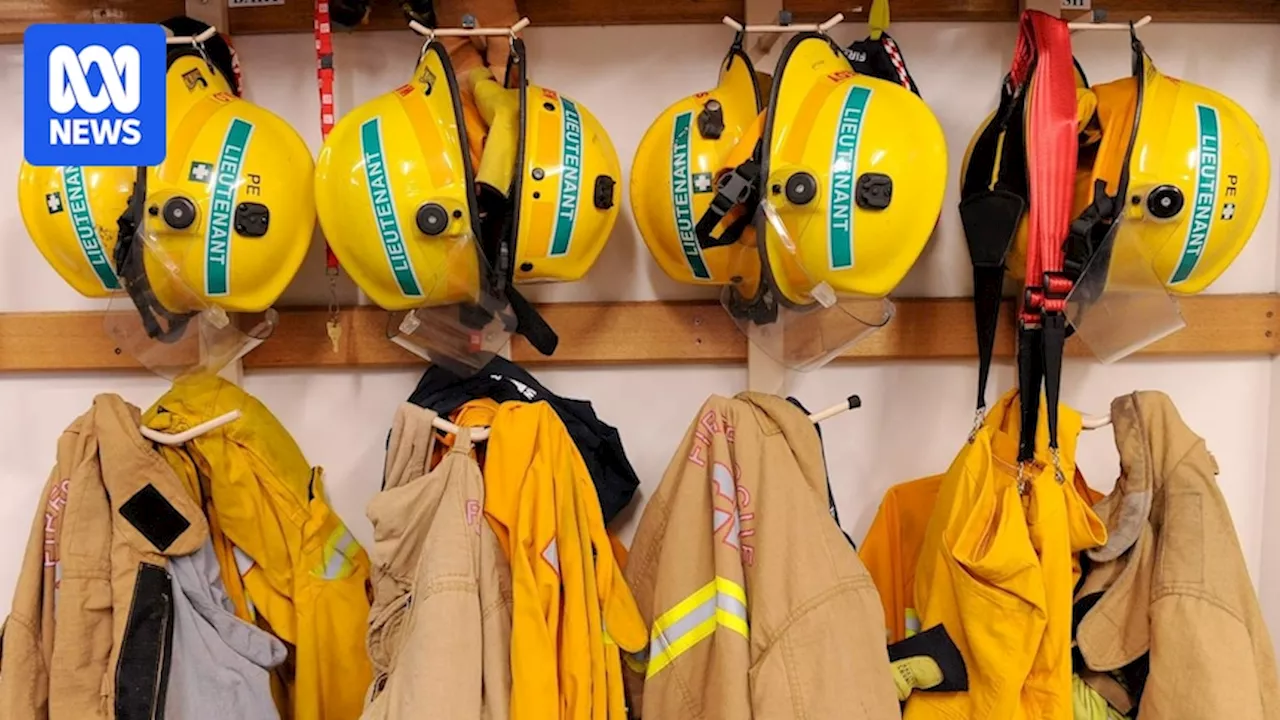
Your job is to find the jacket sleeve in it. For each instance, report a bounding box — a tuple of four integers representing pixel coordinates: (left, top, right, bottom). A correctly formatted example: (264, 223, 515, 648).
(297, 490, 375, 720)
(859, 491, 903, 643)
(1141, 594, 1270, 720)
(0, 470, 60, 720)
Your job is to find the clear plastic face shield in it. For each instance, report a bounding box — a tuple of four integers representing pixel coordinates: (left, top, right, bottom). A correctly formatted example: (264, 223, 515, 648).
(1065, 47, 1186, 364)
(1065, 198, 1185, 363)
(724, 198, 894, 372)
(106, 216, 273, 380)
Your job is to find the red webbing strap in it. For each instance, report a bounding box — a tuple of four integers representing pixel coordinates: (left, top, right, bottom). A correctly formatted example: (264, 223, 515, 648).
(1019, 10, 1076, 321)
(315, 0, 339, 274)
(1013, 11, 1076, 465)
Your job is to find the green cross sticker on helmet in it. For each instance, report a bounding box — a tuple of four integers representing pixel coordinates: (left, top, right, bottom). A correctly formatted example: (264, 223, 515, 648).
(359, 116, 423, 298)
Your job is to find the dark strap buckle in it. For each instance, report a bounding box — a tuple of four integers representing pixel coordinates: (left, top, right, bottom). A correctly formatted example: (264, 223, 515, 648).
(696, 161, 761, 250)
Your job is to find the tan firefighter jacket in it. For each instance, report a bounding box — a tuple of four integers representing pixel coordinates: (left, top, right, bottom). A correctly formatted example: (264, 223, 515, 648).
(623, 393, 899, 719)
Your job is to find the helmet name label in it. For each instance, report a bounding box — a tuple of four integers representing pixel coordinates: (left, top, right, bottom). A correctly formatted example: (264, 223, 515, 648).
(360, 117, 423, 297)
(206, 118, 254, 297)
(828, 86, 872, 271)
(550, 99, 583, 257)
(670, 111, 712, 280)
(1170, 104, 1220, 285)
(61, 165, 119, 290)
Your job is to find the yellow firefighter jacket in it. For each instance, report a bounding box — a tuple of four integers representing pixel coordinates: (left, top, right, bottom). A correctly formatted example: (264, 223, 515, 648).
(624, 393, 899, 719)
(481, 400, 647, 720)
(905, 390, 1106, 720)
(143, 374, 373, 720)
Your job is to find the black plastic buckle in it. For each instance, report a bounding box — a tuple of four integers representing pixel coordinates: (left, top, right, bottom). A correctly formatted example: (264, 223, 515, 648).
(696, 161, 761, 250)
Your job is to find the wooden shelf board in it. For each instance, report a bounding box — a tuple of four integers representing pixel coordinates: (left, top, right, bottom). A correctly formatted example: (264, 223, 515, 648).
(3, 0, 1278, 43)
(0, 295, 1274, 373)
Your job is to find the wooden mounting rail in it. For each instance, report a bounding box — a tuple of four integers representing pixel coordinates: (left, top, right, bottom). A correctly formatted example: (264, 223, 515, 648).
(0, 295, 1275, 373)
(1, 0, 1276, 43)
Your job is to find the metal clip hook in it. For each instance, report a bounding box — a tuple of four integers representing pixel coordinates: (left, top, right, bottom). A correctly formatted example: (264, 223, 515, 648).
(1016, 461, 1031, 496)
(1050, 447, 1066, 484)
(968, 406, 986, 444)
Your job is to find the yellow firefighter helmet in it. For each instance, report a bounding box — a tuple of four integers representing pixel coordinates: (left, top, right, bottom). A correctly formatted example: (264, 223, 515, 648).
(1084, 51, 1269, 292)
(758, 33, 947, 307)
(315, 41, 484, 311)
(631, 43, 764, 300)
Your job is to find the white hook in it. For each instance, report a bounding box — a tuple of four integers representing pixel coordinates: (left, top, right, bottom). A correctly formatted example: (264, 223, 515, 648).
(141, 410, 242, 446)
(165, 26, 218, 45)
(722, 12, 850, 35)
(808, 395, 863, 424)
(1068, 13, 1151, 31)
(409, 16, 530, 40)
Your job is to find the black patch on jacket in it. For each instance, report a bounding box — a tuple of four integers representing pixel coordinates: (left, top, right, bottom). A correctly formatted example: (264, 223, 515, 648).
(408, 357, 640, 523)
(120, 484, 190, 552)
(116, 563, 174, 720)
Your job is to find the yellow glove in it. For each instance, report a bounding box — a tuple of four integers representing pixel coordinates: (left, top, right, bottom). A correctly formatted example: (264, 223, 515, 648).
(887, 625, 968, 702)
(1073, 674, 1128, 720)
(467, 67, 519, 194)
(891, 656, 945, 702)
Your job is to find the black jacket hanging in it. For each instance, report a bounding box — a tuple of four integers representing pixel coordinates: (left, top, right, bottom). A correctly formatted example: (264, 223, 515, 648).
(408, 356, 640, 524)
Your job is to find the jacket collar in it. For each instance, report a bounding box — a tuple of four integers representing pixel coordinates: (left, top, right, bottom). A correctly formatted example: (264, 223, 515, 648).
(1076, 391, 1210, 671)
(1090, 391, 1208, 562)
(91, 394, 208, 556)
(738, 392, 829, 502)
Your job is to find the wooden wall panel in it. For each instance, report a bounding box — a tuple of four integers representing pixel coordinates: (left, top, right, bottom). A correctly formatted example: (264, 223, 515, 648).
(785, 0, 1014, 23)
(784, 0, 1280, 23)
(0, 0, 183, 43)
(0, 295, 1274, 373)
(5, 0, 1276, 43)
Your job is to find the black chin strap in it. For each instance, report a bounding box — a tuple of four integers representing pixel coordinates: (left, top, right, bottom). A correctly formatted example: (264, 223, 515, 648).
(476, 182, 559, 356)
(959, 80, 1028, 428)
(114, 167, 195, 344)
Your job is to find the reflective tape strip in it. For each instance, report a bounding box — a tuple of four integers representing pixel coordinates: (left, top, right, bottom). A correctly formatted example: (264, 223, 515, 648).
(639, 577, 748, 678)
(317, 526, 358, 580)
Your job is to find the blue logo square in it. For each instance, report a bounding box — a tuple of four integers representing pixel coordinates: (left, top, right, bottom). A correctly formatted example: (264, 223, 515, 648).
(24, 24, 167, 167)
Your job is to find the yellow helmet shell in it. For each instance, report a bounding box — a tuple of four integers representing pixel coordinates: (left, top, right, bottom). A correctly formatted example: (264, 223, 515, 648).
(762, 35, 947, 306)
(141, 53, 314, 313)
(631, 47, 763, 298)
(1102, 58, 1270, 293)
(18, 163, 133, 296)
(315, 43, 481, 311)
(511, 85, 621, 284)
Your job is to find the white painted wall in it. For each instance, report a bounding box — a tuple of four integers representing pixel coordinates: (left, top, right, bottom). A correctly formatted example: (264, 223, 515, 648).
(1, 22, 1278, 629)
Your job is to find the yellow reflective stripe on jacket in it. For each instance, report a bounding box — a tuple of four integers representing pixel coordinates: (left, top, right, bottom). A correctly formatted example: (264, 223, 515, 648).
(635, 577, 748, 678)
(314, 525, 360, 580)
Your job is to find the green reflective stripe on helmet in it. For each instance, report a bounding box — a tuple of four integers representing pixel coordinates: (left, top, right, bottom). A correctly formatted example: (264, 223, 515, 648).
(829, 85, 872, 271)
(360, 117, 423, 297)
(549, 98, 583, 257)
(60, 166, 119, 291)
(670, 111, 712, 280)
(206, 118, 254, 297)
(1169, 104, 1220, 285)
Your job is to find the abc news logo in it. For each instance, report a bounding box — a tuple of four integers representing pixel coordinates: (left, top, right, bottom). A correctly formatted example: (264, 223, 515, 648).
(48, 44, 144, 146)
(24, 24, 166, 167)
